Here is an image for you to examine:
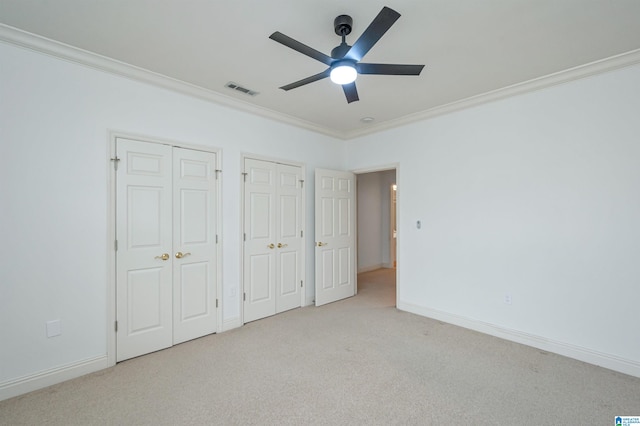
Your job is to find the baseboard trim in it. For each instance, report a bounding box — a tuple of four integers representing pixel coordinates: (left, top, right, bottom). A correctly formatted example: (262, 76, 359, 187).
(222, 317, 242, 332)
(398, 301, 640, 378)
(0, 355, 109, 402)
(357, 264, 384, 273)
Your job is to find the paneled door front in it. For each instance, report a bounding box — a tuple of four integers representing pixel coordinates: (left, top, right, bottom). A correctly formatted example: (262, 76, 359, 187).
(275, 163, 303, 313)
(243, 158, 303, 323)
(172, 147, 218, 345)
(314, 168, 356, 306)
(116, 138, 218, 361)
(116, 139, 173, 361)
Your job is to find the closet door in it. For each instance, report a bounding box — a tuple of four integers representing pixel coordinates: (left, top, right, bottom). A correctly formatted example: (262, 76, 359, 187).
(116, 138, 219, 361)
(276, 164, 302, 313)
(243, 158, 303, 323)
(116, 139, 173, 361)
(243, 159, 277, 323)
(172, 147, 218, 345)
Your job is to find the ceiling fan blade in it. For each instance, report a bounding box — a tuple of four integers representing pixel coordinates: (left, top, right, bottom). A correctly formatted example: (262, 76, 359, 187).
(269, 32, 333, 66)
(344, 7, 401, 61)
(279, 69, 331, 91)
(357, 63, 425, 75)
(342, 82, 359, 103)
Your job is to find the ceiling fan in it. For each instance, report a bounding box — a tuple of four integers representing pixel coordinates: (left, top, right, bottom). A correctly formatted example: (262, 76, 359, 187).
(269, 6, 425, 104)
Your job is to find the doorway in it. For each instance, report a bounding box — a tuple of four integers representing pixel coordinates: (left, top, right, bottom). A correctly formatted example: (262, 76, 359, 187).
(355, 168, 397, 305)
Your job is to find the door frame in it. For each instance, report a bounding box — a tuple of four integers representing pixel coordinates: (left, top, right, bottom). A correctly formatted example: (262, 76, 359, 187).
(352, 163, 400, 306)
(107, 131, 223, 367)
(239, 153, 306, 325)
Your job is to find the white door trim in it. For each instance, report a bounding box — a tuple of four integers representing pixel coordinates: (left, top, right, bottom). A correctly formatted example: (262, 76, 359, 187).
(240, 153, 306, 325)
(107, 131, 222, 367)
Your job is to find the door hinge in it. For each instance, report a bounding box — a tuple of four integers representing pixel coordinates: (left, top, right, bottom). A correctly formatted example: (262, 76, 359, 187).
(301, 280, 303, 288)
(243, 233, 246, 242)
(242, 172, 248, 182)
(215, 169, 222, 180)
(114, 240, 118, 251)
(115, 321, 118, 332)
(299, 179, 304, 189)
(216, 234, 219, 244)
(110, 156, 120, 171)
(301, 230, 303, 238)
(216, 299, 219, 308)
(243, 292, 246, 301)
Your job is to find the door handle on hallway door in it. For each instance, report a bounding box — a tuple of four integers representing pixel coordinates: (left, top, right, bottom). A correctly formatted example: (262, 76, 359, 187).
(277, 243, 288, 248)
(175, 252, 191, 259)
(155, 253, 170, 261)
(316, 242, 327, 247)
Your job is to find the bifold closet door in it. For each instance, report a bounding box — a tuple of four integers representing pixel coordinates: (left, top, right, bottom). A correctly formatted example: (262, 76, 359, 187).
(116, 138, 218, 361)
(243, 158, 302, 323)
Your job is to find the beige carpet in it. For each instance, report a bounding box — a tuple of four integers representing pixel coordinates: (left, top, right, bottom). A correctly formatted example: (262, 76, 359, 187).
(1, 269, 638, 425)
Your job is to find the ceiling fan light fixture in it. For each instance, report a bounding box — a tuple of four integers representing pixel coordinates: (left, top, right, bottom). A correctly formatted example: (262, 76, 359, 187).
(330, 61, 357, 85)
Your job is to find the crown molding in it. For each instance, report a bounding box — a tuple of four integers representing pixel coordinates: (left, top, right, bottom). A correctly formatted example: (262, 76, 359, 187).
(2, 24, 639, 141)
(0, 24, 344, 140)
(345, 48, 640, 140)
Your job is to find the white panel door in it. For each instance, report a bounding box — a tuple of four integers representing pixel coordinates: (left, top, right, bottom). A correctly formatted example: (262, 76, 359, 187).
(116, 138, 173, 361)
(315, 168, 356, 306)
(276, 164, 302, 313)
(116, 139, 219, 361)
(243, 158, 303, 323)
(243, 159, 277, 323)
(172, 147, 218, 345)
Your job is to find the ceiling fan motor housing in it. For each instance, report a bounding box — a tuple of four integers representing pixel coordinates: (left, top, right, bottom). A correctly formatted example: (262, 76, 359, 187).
(331, 43, 351, 59)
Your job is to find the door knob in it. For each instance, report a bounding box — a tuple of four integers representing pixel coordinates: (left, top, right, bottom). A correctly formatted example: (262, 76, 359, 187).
(175, 251, 191, 259)
(155, 253, 170, 261)
(277, 243, 288, 248)
(316, 242, 327, 247)
(268, 244, 275, 249)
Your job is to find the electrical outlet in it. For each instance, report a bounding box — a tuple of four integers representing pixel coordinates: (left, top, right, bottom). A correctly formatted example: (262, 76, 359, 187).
(504, 293, 512, 305)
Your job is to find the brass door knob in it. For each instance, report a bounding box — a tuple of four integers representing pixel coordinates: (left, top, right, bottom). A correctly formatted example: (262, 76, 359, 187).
(155, 253, 170, 261)
(268, 244, 275, 249)
(316, 242, 327, 247)
(277, 243, 288, 248)
(175, 252, 191, 259)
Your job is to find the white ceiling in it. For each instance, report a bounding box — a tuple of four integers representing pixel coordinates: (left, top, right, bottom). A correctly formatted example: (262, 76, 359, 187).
(2, 0, 640, 138)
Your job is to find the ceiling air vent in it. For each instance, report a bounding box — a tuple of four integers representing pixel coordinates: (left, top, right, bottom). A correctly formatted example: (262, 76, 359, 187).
(225, 82, 259, 97)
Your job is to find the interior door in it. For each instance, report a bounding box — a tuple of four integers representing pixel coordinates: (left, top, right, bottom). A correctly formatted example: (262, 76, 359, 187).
(243, 158, 277, 322)
(314, 168, 356, 306)
(243, 158, 303, 322)
(116, 138, 219, 361)
(116, 138, 173, 361)
(172, 147, 218, 344)
(275, 163, 303, 313)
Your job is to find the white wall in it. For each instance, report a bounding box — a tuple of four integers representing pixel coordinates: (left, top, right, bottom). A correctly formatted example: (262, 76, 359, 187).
(0, 42, 344, 392)
(379, 170, 396, 267)
(356, 172, 383, 271)
(346, 63, 640, 376)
